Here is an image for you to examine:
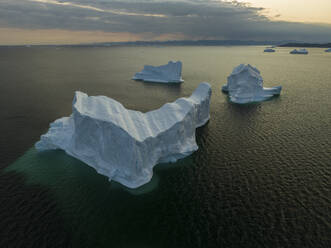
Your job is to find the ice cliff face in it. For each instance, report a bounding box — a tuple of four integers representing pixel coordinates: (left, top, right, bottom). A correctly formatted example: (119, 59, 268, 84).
(290, 48, 308, 54)
(35, 83, 211, 188)
(132, 61, 184, 83)
(222, 64, 282, 104)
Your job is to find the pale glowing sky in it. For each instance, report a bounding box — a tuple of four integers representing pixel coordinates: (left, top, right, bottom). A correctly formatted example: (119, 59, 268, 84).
(0, 0, 331, 45)
(236, 0, 331, 24)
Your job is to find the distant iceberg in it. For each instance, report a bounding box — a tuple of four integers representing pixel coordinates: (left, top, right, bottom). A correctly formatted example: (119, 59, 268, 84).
(222, 64, 282, 104)
(35, 83, 211, 188)
(325, 48, 331, 53)
(264, 48, 275, 53)
(133, 61, 184, 83)
(290, 48, 308, 54)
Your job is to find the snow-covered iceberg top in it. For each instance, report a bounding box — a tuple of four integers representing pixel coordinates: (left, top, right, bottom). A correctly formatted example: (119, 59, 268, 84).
(290, 48, 308, 54)
(325, 48, 331, 52)
(222, 64, 282, 104)
(132, 61, 184, 83)
(264, 48, 275, 52)
(35, 83, 211, 188)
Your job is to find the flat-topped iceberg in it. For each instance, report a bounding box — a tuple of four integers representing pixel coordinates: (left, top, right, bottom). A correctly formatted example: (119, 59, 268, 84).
(132, 61, 184, 83)
(325, 48, 331, 52)
(290, 48, 308, 54)
(222, 64, 282, 104)
(264, 48, 275, 53)
(35, 83, 211, 188)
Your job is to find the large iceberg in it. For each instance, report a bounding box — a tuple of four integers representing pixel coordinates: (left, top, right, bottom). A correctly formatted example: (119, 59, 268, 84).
(132, 61, 184, 83)
(35, 83, 211, 188)
(222, 64, 282, 104)
(290, 48, 308, 54)
(325, 48, 331, 53)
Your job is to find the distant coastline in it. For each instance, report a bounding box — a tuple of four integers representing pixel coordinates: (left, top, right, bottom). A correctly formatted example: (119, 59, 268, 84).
(2, 40, 330, 48)
(279, 42, 331, 48)
(0, 39, 294, 47)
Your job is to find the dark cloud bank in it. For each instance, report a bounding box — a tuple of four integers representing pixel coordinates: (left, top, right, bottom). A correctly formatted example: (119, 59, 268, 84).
(1, 0, 331, 42)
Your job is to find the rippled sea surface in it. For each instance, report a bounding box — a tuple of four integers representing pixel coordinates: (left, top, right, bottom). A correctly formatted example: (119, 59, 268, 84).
(0, 46, 330, 248)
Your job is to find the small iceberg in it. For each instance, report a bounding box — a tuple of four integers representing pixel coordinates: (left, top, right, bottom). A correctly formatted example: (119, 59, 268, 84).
(325, 48, 331, 53)
(35, 83, 212, 188)
(264, 48, 275, 53)
(290, 48, 308, 54)
(133, 61, 184, 83)
(222, 64, 282, 104)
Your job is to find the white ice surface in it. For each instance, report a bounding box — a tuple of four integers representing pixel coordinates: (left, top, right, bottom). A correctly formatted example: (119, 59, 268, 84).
(132, 61, 184, 83)
(35, 83, 211, 188)
(290, 48, 308, 54)
(222, 64, 282, 104)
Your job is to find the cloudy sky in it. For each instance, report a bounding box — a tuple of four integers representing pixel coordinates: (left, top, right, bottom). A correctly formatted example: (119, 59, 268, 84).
(0, 0, 331, 45)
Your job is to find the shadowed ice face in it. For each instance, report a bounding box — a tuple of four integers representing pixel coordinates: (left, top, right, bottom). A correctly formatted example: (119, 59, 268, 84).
(228, 65, 264, 98)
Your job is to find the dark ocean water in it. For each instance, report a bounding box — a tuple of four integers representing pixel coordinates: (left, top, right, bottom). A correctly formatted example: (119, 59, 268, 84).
(0, 46, 330, 248)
